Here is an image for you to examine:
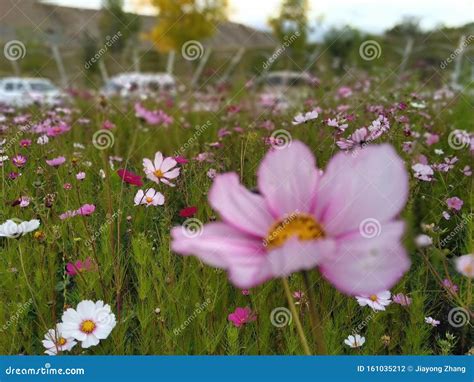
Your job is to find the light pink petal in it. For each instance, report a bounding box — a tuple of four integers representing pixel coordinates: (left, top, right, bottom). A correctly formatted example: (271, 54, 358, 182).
(153, 152, 163, 169)
(164, 167, 180, 179)
(171, 222, 263, 269)
(161, 157, 177, 172)
(257, 140, 320, 216)
(160, 178, 175, 187)
(81, 335, 100, 348)
(209, 173, 274, 237)
(145, 173, 160, 184)
(315, 144, 408, 237)
(134, 190, 145, 205)
(142, 158, 154, 173)
(153, 192, 165, 205)
(264, 238, 336, 279)
(145, 188, 156, 198)
(319, 221, 410, 295)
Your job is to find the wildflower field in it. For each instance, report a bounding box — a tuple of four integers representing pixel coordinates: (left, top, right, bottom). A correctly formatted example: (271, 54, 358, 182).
(0, 75, 472, 356)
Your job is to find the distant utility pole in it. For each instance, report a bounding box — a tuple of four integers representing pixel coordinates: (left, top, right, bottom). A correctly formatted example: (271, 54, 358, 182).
(51, 44, 69, 88)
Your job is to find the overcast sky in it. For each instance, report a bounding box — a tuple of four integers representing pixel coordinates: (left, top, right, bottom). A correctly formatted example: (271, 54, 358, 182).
(43, 0, 474, 35)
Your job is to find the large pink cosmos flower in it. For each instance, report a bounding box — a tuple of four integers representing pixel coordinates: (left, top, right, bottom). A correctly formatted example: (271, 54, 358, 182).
(171, 141, 410, 295)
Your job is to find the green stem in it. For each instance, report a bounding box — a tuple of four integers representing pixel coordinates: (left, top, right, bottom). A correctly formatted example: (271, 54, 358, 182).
(281, 278, 311, 355)
(302, 271, 327, 355)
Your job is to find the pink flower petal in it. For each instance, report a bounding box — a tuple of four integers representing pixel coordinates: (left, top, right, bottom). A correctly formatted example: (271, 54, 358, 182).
(209, 173, 274, 237)
(315, 144, 408, 237)
(319, 221, 410, 295)
(257, 140, 320, 216)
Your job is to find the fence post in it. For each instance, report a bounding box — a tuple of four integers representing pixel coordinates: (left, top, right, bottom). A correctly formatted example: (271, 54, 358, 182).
(51, 44, 69, 88)
(166, 51, 176, 74)
(219, 47, 245, 83)
(191, 48, 212, 88)
(450, 35, 466, 89)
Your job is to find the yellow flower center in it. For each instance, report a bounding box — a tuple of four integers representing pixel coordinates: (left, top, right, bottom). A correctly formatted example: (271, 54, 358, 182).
(57, 337, 67, 346)
(146, 196, 153, 203)
(154, 169, 164, 178)
(370, 295, 378, 302)
(265, 213, 325, 249)
(80, 320, 96, 334)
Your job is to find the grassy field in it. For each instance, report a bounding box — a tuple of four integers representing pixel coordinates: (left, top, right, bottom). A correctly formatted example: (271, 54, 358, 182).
(0, 73, 472, 355)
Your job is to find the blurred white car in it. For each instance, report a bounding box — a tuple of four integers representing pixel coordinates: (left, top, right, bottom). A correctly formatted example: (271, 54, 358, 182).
(256, 71, 315, 110)
(101, 72, 177, 99)
(0, 77, 66, 107)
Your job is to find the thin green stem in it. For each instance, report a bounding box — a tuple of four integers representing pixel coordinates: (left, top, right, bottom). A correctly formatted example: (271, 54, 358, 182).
(302, 271, 327, 355)
(281, 278, 311, 355)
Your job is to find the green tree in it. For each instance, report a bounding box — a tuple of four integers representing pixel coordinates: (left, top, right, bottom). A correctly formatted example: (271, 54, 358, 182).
(147, 0, 228, 53)
(269, 0, 309, 61)
(99, 0, 141, 53)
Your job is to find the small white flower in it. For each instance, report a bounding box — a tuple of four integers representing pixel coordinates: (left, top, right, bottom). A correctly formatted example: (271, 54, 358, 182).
(455, 254, 474, 278)
(37, 135, 49, 145)
(134, 188, 165, 207)
(143, 152, 180, 187)
(292, 110, 319, 125)
(42, 323, 77, 355)
(434, 149, 444, 155)
(344, 334, 365, 348)
(356, 291, 391, 311)
(425, 316, 440, 327)
(415, 234, 432, 248)
(0, 219, 40, 238)
(61, 300, 116, 349)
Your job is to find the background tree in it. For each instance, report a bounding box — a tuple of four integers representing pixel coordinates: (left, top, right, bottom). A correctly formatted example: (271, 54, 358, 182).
(99, 0, 141, 53)
(269, 0, 310, 65)
(146, 0, 228, 53)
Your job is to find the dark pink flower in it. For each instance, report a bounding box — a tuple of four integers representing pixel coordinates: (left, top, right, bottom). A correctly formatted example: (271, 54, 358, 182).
(12, 154, 27, 168)
(76, 204, 96, 216)
(446, 197, 463, 211)
(228, 307, 256, 328)
(66, 258, 93, 276)
(117, 168, 143, 187)
(179, 206, 197, 218)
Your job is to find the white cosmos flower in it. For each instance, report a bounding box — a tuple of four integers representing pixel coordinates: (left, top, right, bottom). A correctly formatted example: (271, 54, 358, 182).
(424, 316, 440, 327)
(355, 291, 391, 311)
(61, 300, 116, 348)
(134, 188, 165, 207)
(0, 219, 40, 238)
(344, 334, 365, 348)
(143, 152, 180, 187)
(292, 110, 319, 125)
(42, 323, 77, 356)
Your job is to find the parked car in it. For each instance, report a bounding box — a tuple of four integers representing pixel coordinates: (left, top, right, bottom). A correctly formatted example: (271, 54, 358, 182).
(0, 77, 66, 107)
(256, 71, 315, 110)
(101, 72, 177, 99)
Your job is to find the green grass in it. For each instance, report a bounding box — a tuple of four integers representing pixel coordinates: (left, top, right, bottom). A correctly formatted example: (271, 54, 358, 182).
(0, 77, 472, 355)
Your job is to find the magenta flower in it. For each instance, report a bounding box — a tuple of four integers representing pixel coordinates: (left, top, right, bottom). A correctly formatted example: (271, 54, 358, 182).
(446, 197, 463, 211)
(66, 258, 93, 276)
(392, 293, 412, 306)
(12, 154, 27, 168)
(46, 122, 70, 137)
(228, 307, 256, 328)
(46, 156, 66, 167)
(76, 204, 95, 216)
(171, 141, 410, 295)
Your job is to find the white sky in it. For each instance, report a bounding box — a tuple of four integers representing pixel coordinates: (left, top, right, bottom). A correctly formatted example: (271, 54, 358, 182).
(43, 0, 474, 35)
